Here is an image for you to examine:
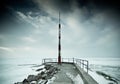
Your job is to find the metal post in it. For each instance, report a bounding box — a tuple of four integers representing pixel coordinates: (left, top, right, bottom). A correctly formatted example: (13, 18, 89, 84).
(58, 12, 62, 64)
(42, 59, 43, 64)
(44, 59, 45, 63)
(82, 60, 84, 69)
(73, 58, 74, 63)
(80, 59, 81, 68)
(87, 61, 89, 73)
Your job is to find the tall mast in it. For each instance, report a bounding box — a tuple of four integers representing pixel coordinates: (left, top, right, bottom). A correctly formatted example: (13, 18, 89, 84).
(58, 12, 61, 64)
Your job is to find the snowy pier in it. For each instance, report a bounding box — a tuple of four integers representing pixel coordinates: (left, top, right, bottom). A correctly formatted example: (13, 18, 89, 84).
(42, 58, 98, 84)
(15, 58, 98, 84)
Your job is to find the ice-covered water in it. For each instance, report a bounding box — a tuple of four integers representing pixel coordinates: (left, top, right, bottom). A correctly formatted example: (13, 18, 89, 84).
(0, 57, 120, 84)
(0, 57, 42, 84)
(88, 58, 120, 84)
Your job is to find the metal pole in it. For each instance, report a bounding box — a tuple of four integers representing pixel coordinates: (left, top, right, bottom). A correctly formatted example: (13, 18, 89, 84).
(87, 61, 89, 73)
(73, 58, 74, 63)
(44, 59, 45, 63)
(82, 60, 84, 69)
(58, 12, 61, 64)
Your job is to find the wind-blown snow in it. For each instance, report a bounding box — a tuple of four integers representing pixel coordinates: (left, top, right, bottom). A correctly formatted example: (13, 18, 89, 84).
(66, 72, 84, 84)
(47, 77, 56, 84)
(88, 70, 114, 84)
(0, 58, 119, 84)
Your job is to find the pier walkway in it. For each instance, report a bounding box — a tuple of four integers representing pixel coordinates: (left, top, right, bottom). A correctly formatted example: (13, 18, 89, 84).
(15, 58, 98, 84)
(42, 58, 98, 84)
(51, 63, 83, 84)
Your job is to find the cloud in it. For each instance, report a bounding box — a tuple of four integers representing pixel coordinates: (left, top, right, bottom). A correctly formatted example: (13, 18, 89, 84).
(0, 0, 120, 58)
(17, 11, 39, 29)
(0, 34, 5, 40)
(0, 47, 14, 52)
(96, 28, 119, 47)
(8, 7, 120, 58)
(22, 36, 36, 43)
(6, 46, 57, 58)
(96, 34, 112, 46)
(33, 0, 73, 14)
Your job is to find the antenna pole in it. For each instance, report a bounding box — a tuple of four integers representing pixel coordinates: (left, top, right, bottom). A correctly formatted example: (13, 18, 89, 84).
(58, 12, 61, 64)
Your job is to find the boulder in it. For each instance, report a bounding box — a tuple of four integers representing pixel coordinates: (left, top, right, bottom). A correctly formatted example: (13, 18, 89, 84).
(30, 81, 37, 84)
(14, 82, 22, 84)
(23, 79, 29, 84)
(44, 64, 52, 70)
(41, 73, 47, 80)
(36, 68, 43, 71)
(27, 75, 36, 82)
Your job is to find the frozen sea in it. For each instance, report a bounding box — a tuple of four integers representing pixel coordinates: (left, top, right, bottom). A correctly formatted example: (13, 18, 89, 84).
(0, 57, 120, 84)
(87, 58, 120, 84)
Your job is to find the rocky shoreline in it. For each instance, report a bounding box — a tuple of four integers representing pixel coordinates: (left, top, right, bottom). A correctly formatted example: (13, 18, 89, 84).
(15, 64, 60, 84)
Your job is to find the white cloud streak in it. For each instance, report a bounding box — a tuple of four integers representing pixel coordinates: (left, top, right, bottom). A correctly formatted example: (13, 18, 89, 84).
(17, 11, 39, 29)
(22, 36, 37, 43)
(0, 47, 14, 52)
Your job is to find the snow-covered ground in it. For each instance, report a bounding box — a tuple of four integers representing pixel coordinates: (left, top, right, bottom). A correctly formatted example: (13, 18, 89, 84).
(86, 58, 120, 84)
(88, 70, 115, 84)
(66, 73, 84, 84)
(0, 57, 120, 84)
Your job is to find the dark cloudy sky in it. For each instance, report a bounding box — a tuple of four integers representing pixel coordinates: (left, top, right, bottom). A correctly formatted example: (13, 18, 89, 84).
(0, 0, 120, 59)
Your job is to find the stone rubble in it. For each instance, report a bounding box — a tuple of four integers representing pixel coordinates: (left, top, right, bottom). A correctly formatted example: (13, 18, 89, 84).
(15, 64, 60, 84)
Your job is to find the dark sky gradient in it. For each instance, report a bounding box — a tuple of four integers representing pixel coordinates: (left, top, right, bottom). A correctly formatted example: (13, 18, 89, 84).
(0, 0, 120, 58)
(0, 0, 120, 18)
(0, 0, 120, 30)
(0, 0, 120, 25)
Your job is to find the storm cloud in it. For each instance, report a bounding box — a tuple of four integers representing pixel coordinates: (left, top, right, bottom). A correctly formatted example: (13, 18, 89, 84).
(0, 0, 120, 58)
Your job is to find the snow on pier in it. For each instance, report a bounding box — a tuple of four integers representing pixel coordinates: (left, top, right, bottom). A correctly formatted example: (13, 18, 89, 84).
(43, 58, 98, 84)
(15, 58, 98, 84)
(50, 63, 84, 84)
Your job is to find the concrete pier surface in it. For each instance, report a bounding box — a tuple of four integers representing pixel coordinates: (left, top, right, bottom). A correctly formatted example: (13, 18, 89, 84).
(51, 63, 83, 84)
(75, 63, 98, 84)
(46, 63, 98, 84)
(14, 61, 98, 84)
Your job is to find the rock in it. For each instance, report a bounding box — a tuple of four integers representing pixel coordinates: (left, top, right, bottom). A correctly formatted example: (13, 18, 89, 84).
(27, 75, 36, 82)
(41, 73, 47, 80)
(14, 82, 22, 84)
(41, 71, 45, 75)
(15, 64, 60, 84)
(23, 79, 29, 84)
(47, 67, 55, 75)
(30, 81, 37, 84)
(38, 80, 48, 84)
(45, 64, 52, 70)
(36, 68, 43, 71)
(35, 75, 42, 80)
